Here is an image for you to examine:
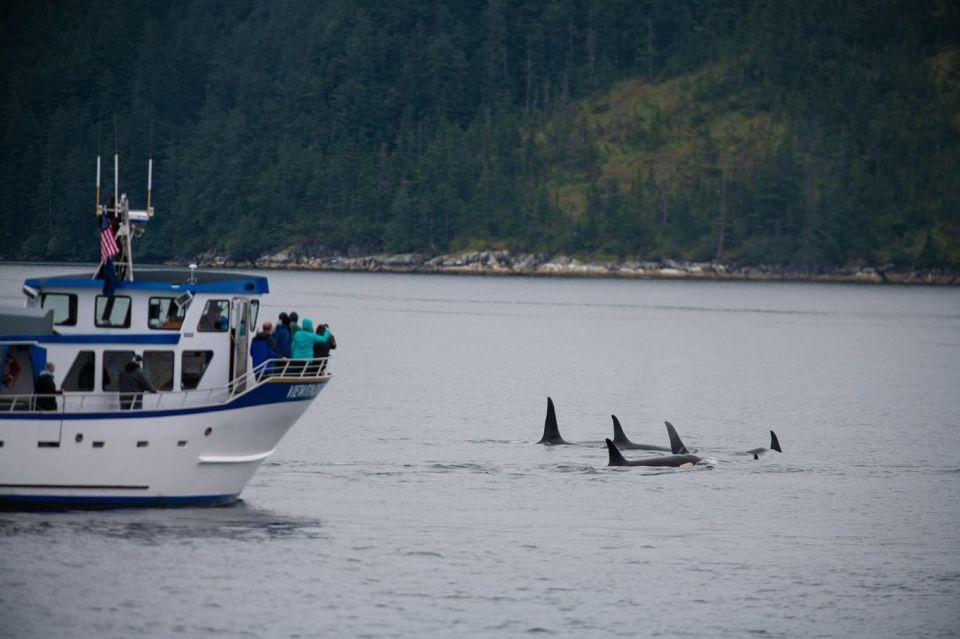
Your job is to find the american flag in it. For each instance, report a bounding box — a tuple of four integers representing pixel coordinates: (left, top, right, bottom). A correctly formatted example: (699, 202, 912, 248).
(100, 213, 119, 263)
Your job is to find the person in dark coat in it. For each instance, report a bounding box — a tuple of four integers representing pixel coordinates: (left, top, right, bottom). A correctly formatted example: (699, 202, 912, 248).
(34, 362, 59, 411)
(274, 313, 292, 358)
(289, 311, 301, 336)
(119, 355, 158, 410)
(250, 321, 280, 375)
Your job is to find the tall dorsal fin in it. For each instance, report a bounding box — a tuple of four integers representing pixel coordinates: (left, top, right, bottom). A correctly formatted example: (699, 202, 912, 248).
(611, 415, 629, 444)
(664, 421, 689, 454)
(770, 430, 782, 453)
(605, 438, 628, 466)
(538, 397, 566, 444)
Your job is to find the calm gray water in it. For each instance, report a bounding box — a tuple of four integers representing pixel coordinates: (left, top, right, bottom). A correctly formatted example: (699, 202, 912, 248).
(1, 265, 959, 638)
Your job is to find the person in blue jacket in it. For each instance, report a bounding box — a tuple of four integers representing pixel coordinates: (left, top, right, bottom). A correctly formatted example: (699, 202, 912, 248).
(250, 321, 280, 374)
(291, 318, 330, 360)
(273, 312, 292, 358)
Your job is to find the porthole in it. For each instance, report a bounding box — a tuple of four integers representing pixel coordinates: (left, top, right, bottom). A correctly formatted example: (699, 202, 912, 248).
(136, 441, 149, 448)
(93, 441, 104, 448)
(204, 427, 212, 437)
(177, 440, 187, 447)
(75, 433, 83, 443)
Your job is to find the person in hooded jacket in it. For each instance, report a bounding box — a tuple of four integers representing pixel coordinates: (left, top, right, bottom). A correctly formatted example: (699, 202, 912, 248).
(274, 312, 292, 358)
(291, 318, 330, 361)
(250, 321, 281, 375)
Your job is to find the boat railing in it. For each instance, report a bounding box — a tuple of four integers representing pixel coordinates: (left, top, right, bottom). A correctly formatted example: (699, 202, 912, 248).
(0, 357, 329, 414)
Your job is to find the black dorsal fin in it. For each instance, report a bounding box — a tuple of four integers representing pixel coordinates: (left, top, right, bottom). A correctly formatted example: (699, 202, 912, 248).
(538, 397, 564, 444)
(754, 453, 759, 460)
(664, 421, 689, 454)
(611, 415, 629, 444)
(605, 438, 628, 466)
(770, 430, 782, 453)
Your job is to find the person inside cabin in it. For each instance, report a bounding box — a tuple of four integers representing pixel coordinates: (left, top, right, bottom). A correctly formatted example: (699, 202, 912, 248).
(3, 354, 20, 388)
(312, 323, 337, 373)
(199, 302, 227, 331)
(34, 362, 60, 411)
(274, 313, 292, 358)
(119, 355, 158, 410)
(250, 321, 281, 377)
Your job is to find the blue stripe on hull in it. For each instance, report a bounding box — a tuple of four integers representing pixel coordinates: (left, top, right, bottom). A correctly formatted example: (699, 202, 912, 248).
(0, 378, 327, 421)
(0, 493, 239, 510)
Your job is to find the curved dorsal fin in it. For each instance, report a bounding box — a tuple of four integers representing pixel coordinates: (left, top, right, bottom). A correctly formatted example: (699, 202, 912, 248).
(611, 415, 629, 444)
(605, 438, 628, 466)
(664, 421, 689, 454)
(770, 430, 782, 453)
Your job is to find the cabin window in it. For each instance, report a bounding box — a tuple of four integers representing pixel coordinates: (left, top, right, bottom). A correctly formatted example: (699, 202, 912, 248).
(197, 300, 229, 332)
(181, 351, 213, 390)
(62, 351, 96, 392)
(95, 296, 132, 328)
(148, 297, 186, 330)
(142, 351, 174, 391)
(41, 293, 78, 326)
(102, 350, 136, 391)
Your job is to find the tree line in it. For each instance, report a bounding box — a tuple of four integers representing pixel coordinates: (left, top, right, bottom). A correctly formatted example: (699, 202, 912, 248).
(1, 0, 958, 269)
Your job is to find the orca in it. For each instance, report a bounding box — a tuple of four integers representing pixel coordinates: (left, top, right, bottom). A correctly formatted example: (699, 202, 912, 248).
(746, 430, 782, 460)
(611, 415, 671, 451)
(538, 397, 571, 445)
(605, 438, 701, 468)
(605, 421, 701, 467)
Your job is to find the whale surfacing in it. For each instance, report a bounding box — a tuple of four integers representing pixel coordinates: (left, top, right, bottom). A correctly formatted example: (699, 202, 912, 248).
(605, 421, 700, 467)
(605, 438, 701, 467)
(746, 430, 782, 459)
(611, 415, 671, 451)
(538, 397, 571, 445)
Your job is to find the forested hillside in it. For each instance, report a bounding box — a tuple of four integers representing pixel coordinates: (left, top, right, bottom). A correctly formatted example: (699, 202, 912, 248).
(1, 1, 958, 269)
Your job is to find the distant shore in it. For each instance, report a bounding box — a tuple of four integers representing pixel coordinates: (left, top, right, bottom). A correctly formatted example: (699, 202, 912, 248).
(188, 250, 960, 285)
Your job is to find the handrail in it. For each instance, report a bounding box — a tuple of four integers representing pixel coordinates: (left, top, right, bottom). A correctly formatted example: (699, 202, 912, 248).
(0, 357, 330, 414)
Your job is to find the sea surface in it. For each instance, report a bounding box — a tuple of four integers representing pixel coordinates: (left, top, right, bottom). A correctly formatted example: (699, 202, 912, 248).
(1, 264, 959, 638)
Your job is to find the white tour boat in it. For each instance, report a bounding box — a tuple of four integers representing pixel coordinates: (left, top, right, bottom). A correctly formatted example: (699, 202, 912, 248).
(0, 156, 331, 508)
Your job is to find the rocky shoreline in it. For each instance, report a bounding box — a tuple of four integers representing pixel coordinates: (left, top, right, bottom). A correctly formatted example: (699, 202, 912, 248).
(187, 249, 960, 285)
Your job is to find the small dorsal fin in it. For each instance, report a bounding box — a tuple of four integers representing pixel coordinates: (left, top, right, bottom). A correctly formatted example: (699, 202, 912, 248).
(605, 438, 628, 466)
(754, 453, 759, 460)
(770, 430, 782, 453)
(538, 397, 565, 444)
(664, 421, 689, 454)
(611, 415, 629, 444)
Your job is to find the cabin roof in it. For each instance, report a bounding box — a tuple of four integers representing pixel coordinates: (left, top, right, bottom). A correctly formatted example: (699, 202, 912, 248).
(24, 269, 269, 295)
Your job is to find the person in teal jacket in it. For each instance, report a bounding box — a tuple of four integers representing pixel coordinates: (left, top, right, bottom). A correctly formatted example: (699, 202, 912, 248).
(291, 318, 330, 359)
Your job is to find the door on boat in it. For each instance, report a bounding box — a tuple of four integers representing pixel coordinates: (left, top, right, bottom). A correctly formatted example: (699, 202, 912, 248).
(230, 297, 251, 393)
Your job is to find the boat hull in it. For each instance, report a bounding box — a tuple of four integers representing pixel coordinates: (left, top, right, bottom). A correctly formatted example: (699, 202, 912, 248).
(0, 378, 328, 509)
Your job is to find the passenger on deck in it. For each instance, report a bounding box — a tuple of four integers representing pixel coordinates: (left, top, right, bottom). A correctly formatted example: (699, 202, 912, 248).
(250, 321, 281, 374)
(274, 312, 292, 358)
(291, 318, 330, 364)
(119, 355, 158, 410)
(313, 323, 336, 372)
(289, 311, 301, 336)
(34, 362, 59, 411)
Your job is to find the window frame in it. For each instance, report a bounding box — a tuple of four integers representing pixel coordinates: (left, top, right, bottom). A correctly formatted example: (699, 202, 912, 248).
(94, 295, 133, 329)
(148, 296, 186, 331)
(40, 293, 78, 326)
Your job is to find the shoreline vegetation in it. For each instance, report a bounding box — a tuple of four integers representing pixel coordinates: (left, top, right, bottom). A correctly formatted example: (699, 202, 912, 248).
(189, 250, 960, 285)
